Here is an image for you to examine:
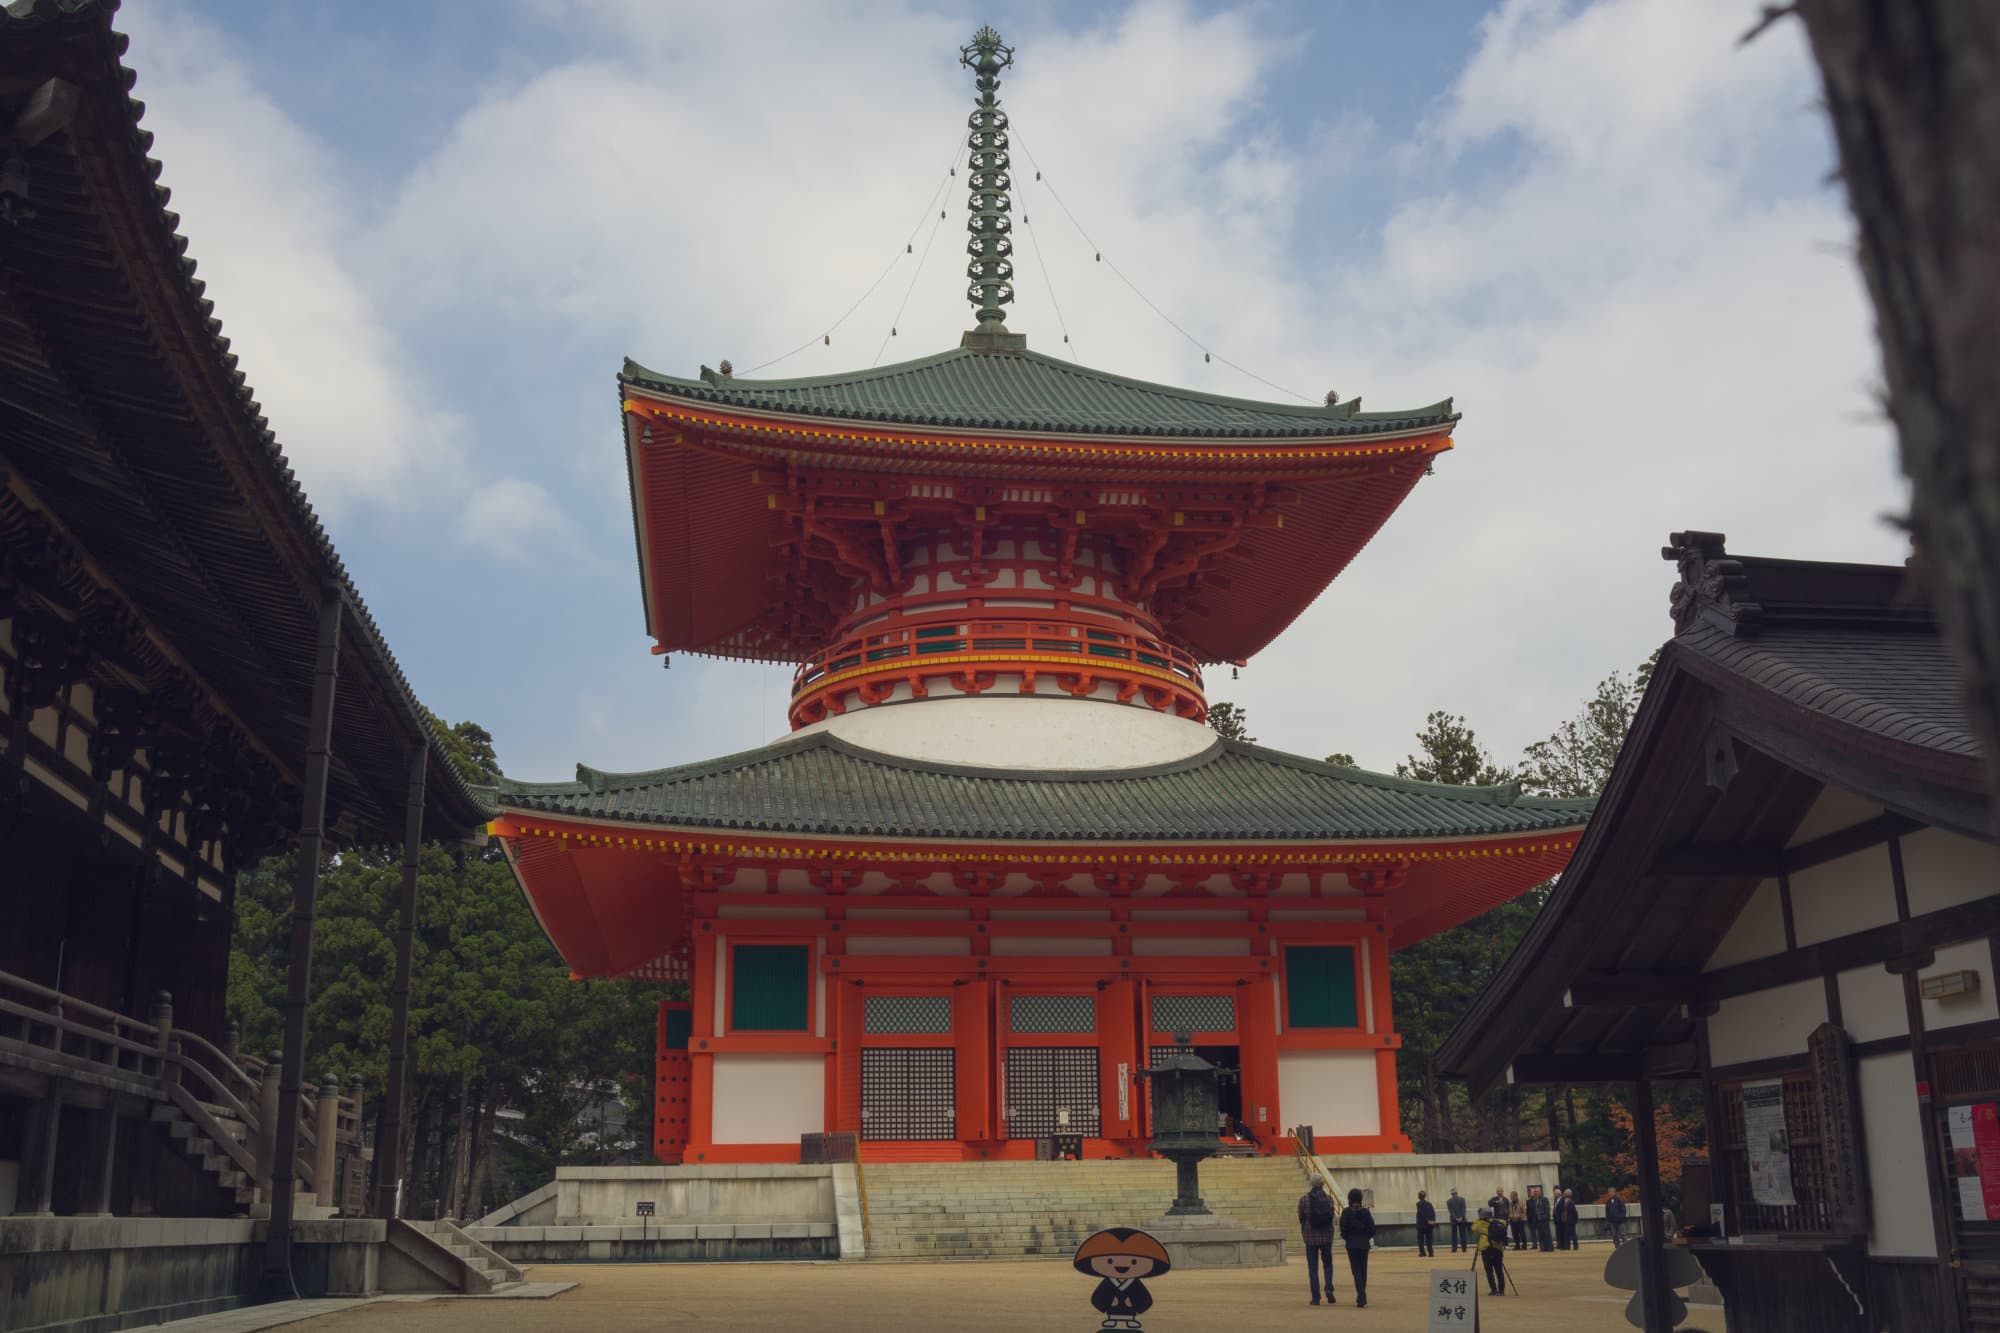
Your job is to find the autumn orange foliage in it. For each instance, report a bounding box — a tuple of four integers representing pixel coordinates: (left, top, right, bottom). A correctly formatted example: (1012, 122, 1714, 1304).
(1604, 1094, 1704, 1189)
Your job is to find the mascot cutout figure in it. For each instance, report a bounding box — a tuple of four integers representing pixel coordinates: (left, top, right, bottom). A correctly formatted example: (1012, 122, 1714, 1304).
(1074, 1227, 1172, 1331)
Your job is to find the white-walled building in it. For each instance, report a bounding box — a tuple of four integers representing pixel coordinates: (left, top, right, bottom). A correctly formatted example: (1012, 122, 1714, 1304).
(1442, 530, 1998, 1333)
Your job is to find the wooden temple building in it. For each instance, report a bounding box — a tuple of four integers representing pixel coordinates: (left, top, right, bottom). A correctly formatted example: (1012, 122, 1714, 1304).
(1440, 532, 2000, 1332)
(1, 2, 493, 1321)
(489, 28, 1592, 1167)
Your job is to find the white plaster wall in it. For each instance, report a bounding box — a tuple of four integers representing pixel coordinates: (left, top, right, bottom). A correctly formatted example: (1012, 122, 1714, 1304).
(845, 908, 971, 921)
(806, 696, 1216, 771)
(1789, 846, 1897, 947)
(845, 936, 971, 956)
(990, 936, 1112, 956)
(1923, 939, 1999, 1032)
(1857, 1051, 1937, 1258)
(1707, 979, 1827, 1068)
(1787, 786, 1885, 845)
(711, 1055, 825, 1144)
(1277, 1051, 1379, 1137)
(1837, 966, 1910, 1043)
(1269, 908, 1367, 922)
(991, 909, 1111, 920)
(715, 905, 825, 920)
(1901, 827, 2000, 917)
(1703, 880, 1787, 971)
(1131, 909, 1248, 921)
(1131, 937, 1250, 956)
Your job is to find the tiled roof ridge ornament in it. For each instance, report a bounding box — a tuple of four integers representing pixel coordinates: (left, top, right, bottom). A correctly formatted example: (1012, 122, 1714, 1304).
(1663, 529, 1763, 638)
(959, 26, 1027, 352)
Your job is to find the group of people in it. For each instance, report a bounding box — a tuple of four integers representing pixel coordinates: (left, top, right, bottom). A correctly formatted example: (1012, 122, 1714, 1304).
(1301, 1177, 1633, 1306)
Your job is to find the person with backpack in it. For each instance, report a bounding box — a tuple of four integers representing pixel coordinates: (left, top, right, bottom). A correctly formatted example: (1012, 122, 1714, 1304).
(1476, 1206, 1508, 1296)
(1297, 1177, 1337, 1305)
(1339, 1187, 1377, 1308)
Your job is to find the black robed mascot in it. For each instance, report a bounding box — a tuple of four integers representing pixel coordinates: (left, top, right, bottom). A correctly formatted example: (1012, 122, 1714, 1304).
(1074, 1228, 1173, 1331)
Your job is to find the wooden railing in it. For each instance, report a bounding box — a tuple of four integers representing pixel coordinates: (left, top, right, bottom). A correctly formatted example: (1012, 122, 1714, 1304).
(0, 967, 365, 1210)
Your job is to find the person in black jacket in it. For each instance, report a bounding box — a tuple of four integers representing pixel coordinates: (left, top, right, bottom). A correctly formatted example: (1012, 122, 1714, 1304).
(1415, 1190, 1436, 1257)
(1338, 1187, 1376, 1309)
(1555, 1188, 1579, 1250)
(1447, 1188, 1470, 1251)
(1527, 1186, 1552, 1252)
(1605, 1193, 1629, 1247)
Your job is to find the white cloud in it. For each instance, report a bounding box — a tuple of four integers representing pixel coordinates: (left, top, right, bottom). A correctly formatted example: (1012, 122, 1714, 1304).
(116, 6, 467, 515)
(121, 0, 1907, 781)
(457, 477, 596, 567)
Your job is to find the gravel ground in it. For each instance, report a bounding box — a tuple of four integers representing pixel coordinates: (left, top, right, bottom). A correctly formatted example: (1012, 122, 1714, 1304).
(289, 1244, 1716, 1332)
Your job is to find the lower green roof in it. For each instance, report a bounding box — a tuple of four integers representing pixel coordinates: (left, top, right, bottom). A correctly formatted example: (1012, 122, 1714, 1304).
(493, 733, 1591, 842)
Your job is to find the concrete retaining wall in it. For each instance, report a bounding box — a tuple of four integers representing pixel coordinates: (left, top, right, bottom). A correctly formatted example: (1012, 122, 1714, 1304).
(544, 1164, 835, 1227)
(467, 1222, 838, 1264)
(0, 1218, 256, 1333)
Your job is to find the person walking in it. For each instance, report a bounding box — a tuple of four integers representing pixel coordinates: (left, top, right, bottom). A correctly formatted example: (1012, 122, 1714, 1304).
(1447, 1187, 1470, 1252)
(1508, 1190, 1527, 1250)
(1527, 1186, 1553, 1252)
(1297, 1177, 1337, 1306)
(1476, 1207, 1507, 1296)
(1415, 1190, 1437, 1258)
(1555, 1189, 1579, 1250)
(1339, 1187, 1376, 1309)
(1605, 1192, 1628, 1248)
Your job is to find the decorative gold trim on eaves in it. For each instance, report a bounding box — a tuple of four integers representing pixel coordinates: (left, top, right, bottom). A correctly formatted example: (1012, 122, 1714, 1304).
(791, 652, 1200, 701)
(622, 397, 1454, 463)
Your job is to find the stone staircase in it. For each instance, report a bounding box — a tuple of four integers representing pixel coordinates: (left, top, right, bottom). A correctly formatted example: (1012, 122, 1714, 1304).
(414, 1218, 526, 1291)
(861, 1157, 1309, 1260)
(149, 1101, 256, 1212)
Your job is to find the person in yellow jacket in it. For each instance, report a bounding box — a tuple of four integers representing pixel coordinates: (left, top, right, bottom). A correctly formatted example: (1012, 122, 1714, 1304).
(1476, 1206, 1508, 1296)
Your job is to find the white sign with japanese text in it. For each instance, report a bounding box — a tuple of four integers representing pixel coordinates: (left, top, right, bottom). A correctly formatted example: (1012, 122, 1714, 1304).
(1428, 1269, 1477, 1329)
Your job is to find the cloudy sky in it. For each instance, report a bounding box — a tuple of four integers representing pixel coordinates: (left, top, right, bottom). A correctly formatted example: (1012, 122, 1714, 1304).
(120, 0, 1904, 781)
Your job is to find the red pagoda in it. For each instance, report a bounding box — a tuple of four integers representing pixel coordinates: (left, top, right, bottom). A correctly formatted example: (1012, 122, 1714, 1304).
(490, 28, 1589, 1164)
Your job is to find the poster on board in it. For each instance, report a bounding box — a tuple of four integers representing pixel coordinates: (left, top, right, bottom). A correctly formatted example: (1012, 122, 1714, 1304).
(1947, 1103, 2000, 1221)
(1741, 1081, 1796, 1207)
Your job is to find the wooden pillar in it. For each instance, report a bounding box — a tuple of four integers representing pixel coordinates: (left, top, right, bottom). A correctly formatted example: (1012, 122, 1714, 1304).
(688, 929, 719, 1158)
(255, 1055, 280, 1193)
(261, 591, 342, 1291)
(372, 742, 426, 1218)
(79, 1101, 119, 1216)
(314, 1074, 340, 1209)
(1632, 1076, 1675, 1333)
(13, 1087, 60, 1216)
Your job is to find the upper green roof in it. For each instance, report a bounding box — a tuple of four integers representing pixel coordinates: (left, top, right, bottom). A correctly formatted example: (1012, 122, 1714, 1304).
(621, 348, 1457, 442)
(493, 731, 1590, 842)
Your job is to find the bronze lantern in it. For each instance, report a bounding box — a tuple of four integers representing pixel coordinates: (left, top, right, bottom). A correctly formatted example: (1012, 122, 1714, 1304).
(1136, 1033, 1221, 1216)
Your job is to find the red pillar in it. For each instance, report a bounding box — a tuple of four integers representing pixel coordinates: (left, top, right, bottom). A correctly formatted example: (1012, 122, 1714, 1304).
(688, 932, 717, 1158)
(835, 980, 864, 1134)
(954, 982, 992, 1144)
(1099, 979, 1138, 1147)
(1240, 977, 1279, 1147)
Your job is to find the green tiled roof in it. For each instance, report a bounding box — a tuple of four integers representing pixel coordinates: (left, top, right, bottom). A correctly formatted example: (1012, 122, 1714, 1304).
(493, 732, 1591, 842)
(621, 348, 1456, 441)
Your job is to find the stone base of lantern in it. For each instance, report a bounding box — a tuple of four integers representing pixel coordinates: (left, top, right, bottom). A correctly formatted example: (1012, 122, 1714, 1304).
(1138, 1214, 1288, 1269)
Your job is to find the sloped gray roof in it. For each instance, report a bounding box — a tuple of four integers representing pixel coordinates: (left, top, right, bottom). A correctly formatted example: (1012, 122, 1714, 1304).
(494, 732, 1592, 842)
(621, 349, 1456, 441)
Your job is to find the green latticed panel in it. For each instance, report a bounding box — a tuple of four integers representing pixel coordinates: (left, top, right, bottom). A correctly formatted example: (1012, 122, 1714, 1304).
(865, 995, 952, 1034)
(1011, 994, 1095, 1033)
(1285, 945, 1358, 1029)
(1151, 994, 1237, 1033)
(662, 1006, 693, 1050)
(732, 944, 809, 1031)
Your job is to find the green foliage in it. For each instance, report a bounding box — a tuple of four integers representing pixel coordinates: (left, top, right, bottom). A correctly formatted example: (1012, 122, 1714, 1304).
(1205, 701, 1254, 743)
(1323, 752, 1356, 767)
(424, 710, 503, 786)
(1386, 653, 1703, 1202)
(229, 721, 661, 1217)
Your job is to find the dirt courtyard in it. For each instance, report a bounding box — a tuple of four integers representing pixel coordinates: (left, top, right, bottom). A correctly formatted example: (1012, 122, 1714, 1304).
(297, 1245, 1716, 1331)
